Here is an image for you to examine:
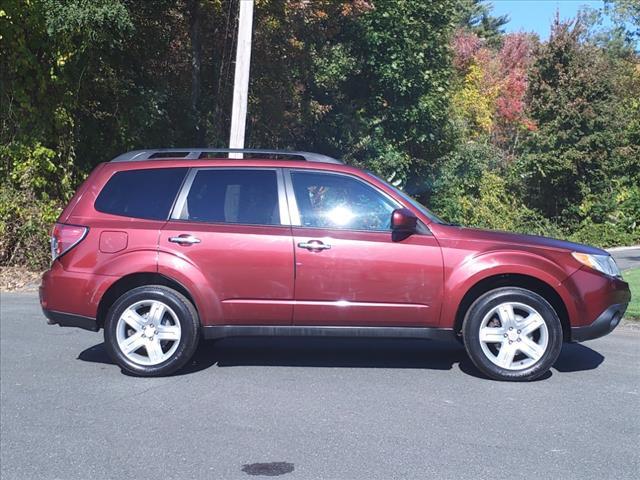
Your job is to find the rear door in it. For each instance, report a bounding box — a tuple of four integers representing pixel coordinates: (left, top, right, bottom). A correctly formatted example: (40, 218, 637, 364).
(286, 169, 443, 327)
(159, 168, 295, 325)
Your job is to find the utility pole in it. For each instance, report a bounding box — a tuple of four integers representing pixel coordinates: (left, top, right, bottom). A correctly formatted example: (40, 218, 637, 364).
(228, 0, 254, 158)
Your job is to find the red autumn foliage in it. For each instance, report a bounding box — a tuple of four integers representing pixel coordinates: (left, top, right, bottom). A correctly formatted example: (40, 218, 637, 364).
(499, 33, 533, 73)
(452, 29, 482, 72)
(452, 28, 537, 141)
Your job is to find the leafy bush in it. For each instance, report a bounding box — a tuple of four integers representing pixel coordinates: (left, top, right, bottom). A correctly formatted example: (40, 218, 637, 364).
(0, 185, 61, 269)
(0, 142, 74, 269)
(430, 141, 562, 237)
(568, 185, 640, 247)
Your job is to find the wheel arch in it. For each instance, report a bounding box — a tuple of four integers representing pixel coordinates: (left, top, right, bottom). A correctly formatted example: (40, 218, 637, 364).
(96, 272, 198, 328)
(453, 273, 571, 341)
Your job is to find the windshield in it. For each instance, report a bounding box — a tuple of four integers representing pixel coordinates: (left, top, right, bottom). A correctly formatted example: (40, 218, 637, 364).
(366, 172, 446, 224)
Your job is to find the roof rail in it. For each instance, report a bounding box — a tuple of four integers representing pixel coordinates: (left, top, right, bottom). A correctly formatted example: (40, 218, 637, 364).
(110, 148, 343, 164)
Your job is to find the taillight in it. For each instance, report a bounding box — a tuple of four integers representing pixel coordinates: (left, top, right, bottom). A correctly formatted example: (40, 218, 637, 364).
(50, 223, 88, 261)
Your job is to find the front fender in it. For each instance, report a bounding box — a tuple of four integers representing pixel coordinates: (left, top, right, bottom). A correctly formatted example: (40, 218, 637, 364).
(439, 249, 579, 328)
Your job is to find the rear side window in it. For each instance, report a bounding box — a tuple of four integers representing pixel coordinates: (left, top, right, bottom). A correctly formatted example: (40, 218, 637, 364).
(178, 169, 280, 225)
(95, 168, 187, 220)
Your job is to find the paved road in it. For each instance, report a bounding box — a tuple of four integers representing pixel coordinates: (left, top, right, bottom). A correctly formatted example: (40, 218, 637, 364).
(1, 293, 639, 480)
(610, 247, 640, 271)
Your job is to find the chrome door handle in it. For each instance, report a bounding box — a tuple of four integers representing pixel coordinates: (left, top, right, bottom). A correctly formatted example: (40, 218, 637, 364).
(169, 235, 201, 245)
(298, 241, 331, 251)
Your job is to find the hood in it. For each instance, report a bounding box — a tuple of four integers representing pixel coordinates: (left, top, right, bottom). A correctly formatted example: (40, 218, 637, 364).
(448, 226, 607, 255)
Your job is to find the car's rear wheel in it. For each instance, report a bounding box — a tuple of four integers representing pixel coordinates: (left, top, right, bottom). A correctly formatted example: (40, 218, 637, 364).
(104, 285, 200, 376)
(462, 287, 563, 381)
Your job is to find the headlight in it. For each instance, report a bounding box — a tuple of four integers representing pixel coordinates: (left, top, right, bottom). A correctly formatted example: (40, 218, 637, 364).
(572, 252, 622, 278)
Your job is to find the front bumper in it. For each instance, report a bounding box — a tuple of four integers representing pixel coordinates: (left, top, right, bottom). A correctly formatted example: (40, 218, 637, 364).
(561, 267, 631, 341)
(571, 302, 628, 342)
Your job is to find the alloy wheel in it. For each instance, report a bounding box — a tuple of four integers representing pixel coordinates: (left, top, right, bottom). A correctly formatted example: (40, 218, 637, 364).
(478, 302, 549, 371)
(115, 300, 182, 366)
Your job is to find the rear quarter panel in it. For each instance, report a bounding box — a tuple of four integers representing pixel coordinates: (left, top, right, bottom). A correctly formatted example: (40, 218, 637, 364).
(52, 163, 169, 316)
(60, 161, 179, 277)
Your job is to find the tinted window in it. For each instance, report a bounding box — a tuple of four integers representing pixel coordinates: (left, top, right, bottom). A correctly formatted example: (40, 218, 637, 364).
(179, 169, 280, 225)
(95, 168, 187, 220)
(290, 171, 397, 231)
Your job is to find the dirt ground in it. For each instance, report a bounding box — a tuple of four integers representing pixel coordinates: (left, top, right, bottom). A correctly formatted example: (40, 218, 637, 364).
(0, 267, 42, 292)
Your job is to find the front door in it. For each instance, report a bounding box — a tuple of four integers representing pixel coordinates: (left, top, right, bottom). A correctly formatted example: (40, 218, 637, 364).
(160, 168, 294, 325)
(286, 169, 443, 327)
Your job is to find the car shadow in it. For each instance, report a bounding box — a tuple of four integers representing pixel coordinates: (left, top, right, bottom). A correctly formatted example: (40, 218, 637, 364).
(553, 341, 605, 372)
(77, 336, 604, 380)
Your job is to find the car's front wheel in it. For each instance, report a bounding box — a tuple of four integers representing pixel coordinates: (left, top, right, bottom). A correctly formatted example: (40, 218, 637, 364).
(104, 285, 200, 376)
(462, 287, 563, 381)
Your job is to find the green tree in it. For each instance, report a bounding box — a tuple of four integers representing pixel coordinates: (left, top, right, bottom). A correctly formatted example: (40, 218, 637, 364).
(246, 0, 461, 192)
(457, 0, 509, 46)
(605, 0, 640, 44)
(519, 18, 618, 220)
(516, 15, 639, 244)
(352, 0, 458, 172)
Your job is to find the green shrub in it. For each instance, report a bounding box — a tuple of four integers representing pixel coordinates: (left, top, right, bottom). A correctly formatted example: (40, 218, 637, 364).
(568, 184, 640, 247)
(0, 142, 74, 269)
(569, 220, 638, 248)
(0, 185, 61, 269)
(430, 141, 562, 237)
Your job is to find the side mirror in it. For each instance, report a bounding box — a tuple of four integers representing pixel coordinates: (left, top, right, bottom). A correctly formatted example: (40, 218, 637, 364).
(391, 208, 418, 233)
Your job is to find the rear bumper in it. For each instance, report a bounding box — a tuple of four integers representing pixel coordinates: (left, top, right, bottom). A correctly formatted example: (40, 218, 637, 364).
(42, 308, 99, 332)
(571, 303, 628, 342)
(40, 261, 117, 328)
(39, 264, 99, 331)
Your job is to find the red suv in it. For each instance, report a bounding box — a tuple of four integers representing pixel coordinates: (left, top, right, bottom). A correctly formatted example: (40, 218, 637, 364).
(40, 149, 631, 381)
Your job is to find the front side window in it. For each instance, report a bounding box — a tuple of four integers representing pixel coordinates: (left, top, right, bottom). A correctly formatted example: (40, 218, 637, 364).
(290, 171, 398, 231)
(179, 169, 280, 226)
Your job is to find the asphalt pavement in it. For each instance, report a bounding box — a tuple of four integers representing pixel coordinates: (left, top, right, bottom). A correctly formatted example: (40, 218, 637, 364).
(610, 247, 640, 271)
(1, 292, 639, 480)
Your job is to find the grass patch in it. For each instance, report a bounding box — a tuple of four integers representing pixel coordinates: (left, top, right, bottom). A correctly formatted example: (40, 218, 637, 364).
(623, 268, 640, 320)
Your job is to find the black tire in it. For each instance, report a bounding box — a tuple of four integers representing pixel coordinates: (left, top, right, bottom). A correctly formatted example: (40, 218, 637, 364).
(462, 287, 563, 381)
(104, 285, 200, 376)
